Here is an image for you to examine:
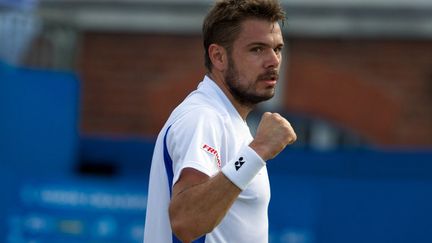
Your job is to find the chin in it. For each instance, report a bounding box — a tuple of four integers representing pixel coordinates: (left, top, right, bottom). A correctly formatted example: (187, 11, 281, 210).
(263, 89, 276, 99)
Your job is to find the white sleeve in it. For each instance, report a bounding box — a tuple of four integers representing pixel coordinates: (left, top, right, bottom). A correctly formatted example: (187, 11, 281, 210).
(166, 108, 225, 186)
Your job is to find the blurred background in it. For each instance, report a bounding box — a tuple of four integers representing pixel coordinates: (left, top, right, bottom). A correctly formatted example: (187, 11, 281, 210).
(1, 0, 432, 242)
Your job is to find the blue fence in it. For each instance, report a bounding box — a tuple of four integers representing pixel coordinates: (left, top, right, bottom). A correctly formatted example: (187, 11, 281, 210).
(2, 142, 431, 243)
(268, 150, 432, 243)
(0, 62, 79, 173)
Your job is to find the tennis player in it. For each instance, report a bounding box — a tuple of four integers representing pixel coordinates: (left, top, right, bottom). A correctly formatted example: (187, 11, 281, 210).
(144, 0, 296, 242)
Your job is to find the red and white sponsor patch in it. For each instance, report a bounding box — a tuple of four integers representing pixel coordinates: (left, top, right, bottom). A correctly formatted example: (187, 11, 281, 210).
(201, 144, 221, 168)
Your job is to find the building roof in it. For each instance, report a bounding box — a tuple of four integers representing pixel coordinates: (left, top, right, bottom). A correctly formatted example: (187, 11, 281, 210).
(37, 0, 432, 38)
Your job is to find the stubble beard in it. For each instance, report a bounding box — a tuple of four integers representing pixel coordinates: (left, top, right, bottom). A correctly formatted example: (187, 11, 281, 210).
(224, 57, 278, 108)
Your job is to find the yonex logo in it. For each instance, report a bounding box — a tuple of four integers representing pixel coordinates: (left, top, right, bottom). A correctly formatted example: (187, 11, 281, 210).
(235, 157, 245, 171)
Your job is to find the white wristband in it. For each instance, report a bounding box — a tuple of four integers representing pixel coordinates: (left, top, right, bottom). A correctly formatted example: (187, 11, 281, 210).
(221, 145, 266, 190)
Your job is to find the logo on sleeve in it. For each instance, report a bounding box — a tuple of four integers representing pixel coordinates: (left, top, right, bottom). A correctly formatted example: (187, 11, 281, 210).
(202, 144, 221, 168)
(235, 157, 245, 171)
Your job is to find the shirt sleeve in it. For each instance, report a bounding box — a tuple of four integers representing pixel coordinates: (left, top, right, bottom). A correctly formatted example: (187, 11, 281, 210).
(166, 107, 225, 186)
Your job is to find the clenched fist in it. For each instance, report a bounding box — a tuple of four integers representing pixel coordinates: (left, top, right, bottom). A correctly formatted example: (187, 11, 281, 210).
(249, 112, 297, 161)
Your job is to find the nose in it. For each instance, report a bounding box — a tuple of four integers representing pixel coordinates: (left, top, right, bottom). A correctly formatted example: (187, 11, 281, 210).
(264, 49, 281, 69)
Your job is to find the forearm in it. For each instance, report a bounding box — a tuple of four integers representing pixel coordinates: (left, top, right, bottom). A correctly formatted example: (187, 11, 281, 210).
(169, 172, 241, 242)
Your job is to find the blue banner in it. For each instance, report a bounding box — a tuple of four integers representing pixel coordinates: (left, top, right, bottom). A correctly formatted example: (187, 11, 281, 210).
(0, 0, 38, 10)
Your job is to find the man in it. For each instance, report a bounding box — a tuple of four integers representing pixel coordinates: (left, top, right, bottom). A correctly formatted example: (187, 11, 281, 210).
(144, 0, 296, 242)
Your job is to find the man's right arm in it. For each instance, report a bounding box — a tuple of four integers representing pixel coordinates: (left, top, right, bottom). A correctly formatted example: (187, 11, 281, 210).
(169, 168, 241, 243)
(169, 112, 296, 242)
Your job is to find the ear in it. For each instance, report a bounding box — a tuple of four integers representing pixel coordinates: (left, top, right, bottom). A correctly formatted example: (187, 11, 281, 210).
(208, 44, 227, 72)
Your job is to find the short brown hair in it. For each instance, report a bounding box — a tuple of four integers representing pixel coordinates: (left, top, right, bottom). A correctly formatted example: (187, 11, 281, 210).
(203, 0, 286, 71)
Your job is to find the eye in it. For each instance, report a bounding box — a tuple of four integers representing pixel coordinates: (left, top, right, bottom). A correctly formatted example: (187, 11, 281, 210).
(251, 47, 263, 54)
(274, 46, 283, 54)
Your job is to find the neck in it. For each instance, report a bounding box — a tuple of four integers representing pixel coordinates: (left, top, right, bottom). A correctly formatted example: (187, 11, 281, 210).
(207, 72, 252, 121)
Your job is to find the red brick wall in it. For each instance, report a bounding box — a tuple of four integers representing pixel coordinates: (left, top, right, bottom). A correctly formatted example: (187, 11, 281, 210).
(78, 33, 205, 138)
(286, 39, 432, 145)
(78, 33, 432, 145)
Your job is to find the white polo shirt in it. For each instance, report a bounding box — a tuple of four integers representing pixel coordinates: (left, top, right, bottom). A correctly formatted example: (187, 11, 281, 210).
(143, 76, 270, 243)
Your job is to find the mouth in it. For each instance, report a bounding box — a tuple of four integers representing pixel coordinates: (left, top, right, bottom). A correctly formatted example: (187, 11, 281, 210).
(261, 79, 277, 86)
(258, 72, 279, 86)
